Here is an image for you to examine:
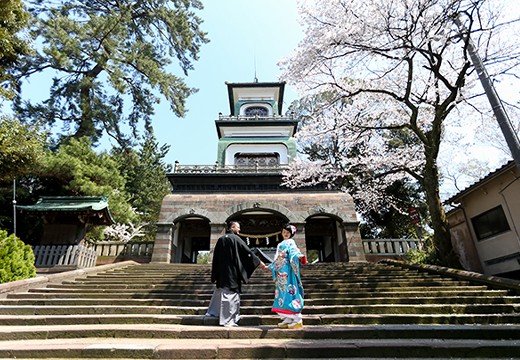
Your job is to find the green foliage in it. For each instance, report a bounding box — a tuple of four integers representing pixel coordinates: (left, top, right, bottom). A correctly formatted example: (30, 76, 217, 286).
(360, 179, 428, 239)
(16, 0, 208, 146)
(112, 129, 171, 240)
(38, 137, 136, 224)
(0, 230, 36, 283)
(0, 130, 172, 244)
(0, 0, 31, 100)
(0, 116, 47, 181)
(405, 236, 440, 265)
(306, 250, 319, 264)
(196, 251, 210, 264)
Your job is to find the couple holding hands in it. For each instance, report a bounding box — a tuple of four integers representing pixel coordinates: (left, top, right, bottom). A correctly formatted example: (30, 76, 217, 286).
(206, 222, 306, 329)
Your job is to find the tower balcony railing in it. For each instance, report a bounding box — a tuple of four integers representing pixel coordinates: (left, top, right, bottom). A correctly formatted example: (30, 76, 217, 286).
(173, 162, 289, 175)
(217, 114, 296, 122)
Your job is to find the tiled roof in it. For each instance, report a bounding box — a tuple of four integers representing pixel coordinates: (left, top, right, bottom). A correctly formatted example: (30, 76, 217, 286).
(445, 160, 515, 204)
(18, 196, 115, 225)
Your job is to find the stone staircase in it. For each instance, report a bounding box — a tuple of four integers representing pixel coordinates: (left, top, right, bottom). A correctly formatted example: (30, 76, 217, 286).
(1, 261, 520, 358)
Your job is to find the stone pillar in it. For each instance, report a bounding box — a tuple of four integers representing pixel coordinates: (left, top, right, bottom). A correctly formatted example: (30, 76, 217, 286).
(209, 223, 225, 262)
(293, 223, 307, 258)
(342, 221, 366, 262)
(151, 222, 175, 263)
(335, 221, 346, 262)
(171, 224, 179, 263)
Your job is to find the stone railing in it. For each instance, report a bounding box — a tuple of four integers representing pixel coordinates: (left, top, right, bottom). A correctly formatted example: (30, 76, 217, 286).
(173, 163, 288, 175)
(32, 241, 154, 269)
(362, 238, 422, 256)
(33, 244, 97, 268)
(217, 114, 296, 122)
(90, 241, 154, 258)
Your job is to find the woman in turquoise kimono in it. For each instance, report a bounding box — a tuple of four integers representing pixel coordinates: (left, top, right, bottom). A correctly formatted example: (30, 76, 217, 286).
(268, 224, 307, 329)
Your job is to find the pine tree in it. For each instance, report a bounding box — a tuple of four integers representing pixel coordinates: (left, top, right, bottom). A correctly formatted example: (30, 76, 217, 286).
(0, 0, 31, 100)
(113, 128, 171, 240)
(37, 137, 136, 225)
(15, 0, 208, 146)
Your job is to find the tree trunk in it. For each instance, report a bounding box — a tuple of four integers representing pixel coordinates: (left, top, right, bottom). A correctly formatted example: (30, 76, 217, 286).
(76, 82, 96, 139)
(422, 155, 462, 269)
(76, 63, 105, 140)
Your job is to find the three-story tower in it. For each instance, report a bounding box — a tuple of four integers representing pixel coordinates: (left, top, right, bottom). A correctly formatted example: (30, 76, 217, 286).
(152, 81, 365, 264)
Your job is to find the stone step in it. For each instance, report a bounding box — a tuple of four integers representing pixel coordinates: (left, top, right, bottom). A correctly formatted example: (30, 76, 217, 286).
(73, 278, 465, 287)
(0, 303, 517, 316)
(2, 261, 520, 358)
(1, 323, 520, 341)
(46, 280, 473, 291)
(84, 269, 432, 276)
(76, 275, 451, 284)
(63, 272, 465, 281)
(23, 285, 496, 296)
(1, 336, 519, 358)
(2, 295, 520, 307)
(2, 313, 519, 327)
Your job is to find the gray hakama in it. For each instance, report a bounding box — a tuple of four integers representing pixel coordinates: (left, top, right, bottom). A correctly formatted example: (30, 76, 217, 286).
(205, 288, 241, 326)
(206, 231, 261, 327)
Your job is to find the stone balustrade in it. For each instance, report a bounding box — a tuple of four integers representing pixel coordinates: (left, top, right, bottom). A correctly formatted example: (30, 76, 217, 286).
(217, 114, 295, 122)
(362, 238, 421, 256)
(33, 244, 97, 269)
(173, 163, 288, 174)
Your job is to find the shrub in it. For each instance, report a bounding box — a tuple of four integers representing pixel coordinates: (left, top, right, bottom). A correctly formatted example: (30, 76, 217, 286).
(0, 230, 36, 284)
(197, 251, 210, 264)
(404, 235, 440, 265)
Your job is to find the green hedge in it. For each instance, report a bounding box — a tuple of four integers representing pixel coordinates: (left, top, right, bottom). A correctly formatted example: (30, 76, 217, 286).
(0, 230, 36, 284)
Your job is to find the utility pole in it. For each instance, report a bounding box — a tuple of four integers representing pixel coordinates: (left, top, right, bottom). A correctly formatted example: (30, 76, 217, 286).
(457, 18, 520, 171)
(13, 178, 17, 235)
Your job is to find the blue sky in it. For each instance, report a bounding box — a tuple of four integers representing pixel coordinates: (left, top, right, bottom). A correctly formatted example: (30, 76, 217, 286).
(146, 0, 303, 166)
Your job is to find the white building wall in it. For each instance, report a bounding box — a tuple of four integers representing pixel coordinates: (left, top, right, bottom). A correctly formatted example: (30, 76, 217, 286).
(457, 167, 520, 275)
(224, 144, 289, 165)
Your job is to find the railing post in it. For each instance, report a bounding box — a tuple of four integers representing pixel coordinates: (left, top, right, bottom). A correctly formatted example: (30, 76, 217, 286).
(362, 238, 421, 257)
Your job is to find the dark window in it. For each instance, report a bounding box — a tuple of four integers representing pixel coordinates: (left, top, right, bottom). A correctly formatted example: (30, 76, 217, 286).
(471, 205, 511, 241)
(244, 106, 268, 116)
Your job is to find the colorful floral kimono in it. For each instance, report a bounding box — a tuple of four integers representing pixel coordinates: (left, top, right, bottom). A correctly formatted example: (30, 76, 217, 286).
(268, 239, 305, 315)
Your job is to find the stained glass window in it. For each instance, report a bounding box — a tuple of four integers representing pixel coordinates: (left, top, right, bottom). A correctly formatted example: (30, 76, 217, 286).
(244, 106, 269, 116)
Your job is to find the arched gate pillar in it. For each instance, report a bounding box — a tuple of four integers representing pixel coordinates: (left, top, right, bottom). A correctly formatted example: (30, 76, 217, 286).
(151, 222, 176, 263)
(293, 223, 307, 258)
(209, 223, 226, 261)
(343, 221, 366, 262)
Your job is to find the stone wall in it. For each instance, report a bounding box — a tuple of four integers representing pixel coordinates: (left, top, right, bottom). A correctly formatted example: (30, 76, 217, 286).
(152, 190, 365, 263)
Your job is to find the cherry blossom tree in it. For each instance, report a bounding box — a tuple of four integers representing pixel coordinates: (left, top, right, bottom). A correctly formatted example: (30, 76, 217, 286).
(104, 222, 147, 243)
(281, 0, 520, 267)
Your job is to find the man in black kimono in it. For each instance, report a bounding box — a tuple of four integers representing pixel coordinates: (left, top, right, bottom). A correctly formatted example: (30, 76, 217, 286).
(205, 221, 267, 327)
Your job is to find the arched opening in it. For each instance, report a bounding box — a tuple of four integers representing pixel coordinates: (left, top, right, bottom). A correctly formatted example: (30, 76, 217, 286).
(175, 218, 211, 263)
(228, 211, 289, 261)
(240, 103, 273, 117)
(305, 217, 345, 262)
(244, 106, 269, 116)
